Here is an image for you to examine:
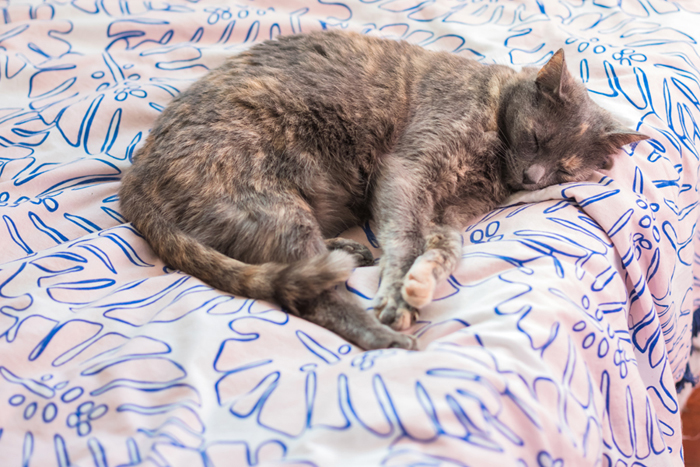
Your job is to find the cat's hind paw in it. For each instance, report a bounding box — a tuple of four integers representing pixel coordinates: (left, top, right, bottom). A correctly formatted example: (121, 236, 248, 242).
(325, 238, 374, 267)
(401, 259, 437, 308)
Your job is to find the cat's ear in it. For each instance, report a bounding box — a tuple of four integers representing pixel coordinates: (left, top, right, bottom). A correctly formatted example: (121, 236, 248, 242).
(536, 49, 574, 100)
(604, 127, 649, 148)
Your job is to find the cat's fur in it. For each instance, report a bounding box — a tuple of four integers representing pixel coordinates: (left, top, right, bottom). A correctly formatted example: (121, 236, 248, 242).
(119, 30, 647, 350)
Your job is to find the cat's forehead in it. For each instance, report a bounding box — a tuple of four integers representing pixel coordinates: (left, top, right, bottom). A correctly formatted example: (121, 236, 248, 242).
(536, 103, 596, 138)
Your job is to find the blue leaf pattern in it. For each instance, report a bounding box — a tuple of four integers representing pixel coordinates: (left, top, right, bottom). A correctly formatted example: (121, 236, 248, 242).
(1, 0, 699, 465)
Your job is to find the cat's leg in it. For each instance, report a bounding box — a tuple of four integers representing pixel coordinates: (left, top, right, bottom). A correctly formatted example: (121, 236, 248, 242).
(373, 225, 462, 331)
(370, 158, 464, 331)
(216, 190, 330, 265)
(371, 169, 432, 331)
(324, 238, 374, 267)
(372, 240, 422, 331)
(218, 190, 412, 349)
(304, 288, 416, 350)
(401, 225, 462, 308)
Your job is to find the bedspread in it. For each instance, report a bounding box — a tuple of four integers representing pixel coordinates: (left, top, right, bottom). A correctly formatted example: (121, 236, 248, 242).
(1, 0, 699, 466)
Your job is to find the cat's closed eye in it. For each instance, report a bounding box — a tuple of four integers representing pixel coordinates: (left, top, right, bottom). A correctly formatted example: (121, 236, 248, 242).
(557, 168, 574, 181)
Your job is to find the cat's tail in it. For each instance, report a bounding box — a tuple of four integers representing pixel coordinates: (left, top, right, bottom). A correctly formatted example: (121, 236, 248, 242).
(134, 214, 355, 312)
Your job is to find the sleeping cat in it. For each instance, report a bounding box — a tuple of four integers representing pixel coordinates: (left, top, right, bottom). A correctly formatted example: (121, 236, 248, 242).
(119, 30, 647, 350)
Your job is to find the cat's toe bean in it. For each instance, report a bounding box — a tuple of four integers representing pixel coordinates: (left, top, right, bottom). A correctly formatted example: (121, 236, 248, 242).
(377, 303, 396, 326)
(392, 308, 413, 331)
(376, 294, 418, 330)
(401, 263, 437, 308)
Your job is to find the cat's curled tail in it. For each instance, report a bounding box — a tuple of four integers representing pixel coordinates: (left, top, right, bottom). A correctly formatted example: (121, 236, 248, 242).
(129, 212, 356, 312)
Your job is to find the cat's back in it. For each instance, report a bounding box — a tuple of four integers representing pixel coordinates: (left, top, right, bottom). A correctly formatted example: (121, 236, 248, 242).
(185, 31, 421, 116)
(217, 31, 419, 91)
(207, 31, 422, 140)
(136, 31, 426, 172)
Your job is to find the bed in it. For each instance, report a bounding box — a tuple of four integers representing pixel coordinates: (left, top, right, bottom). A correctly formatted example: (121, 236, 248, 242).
(1, 0, 699, 465)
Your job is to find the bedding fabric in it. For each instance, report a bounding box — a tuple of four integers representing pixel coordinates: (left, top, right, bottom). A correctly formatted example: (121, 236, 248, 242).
(1, 0, 699, 466)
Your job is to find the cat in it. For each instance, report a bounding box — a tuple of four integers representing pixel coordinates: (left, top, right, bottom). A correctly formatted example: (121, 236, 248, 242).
(119, 30, 648, 350)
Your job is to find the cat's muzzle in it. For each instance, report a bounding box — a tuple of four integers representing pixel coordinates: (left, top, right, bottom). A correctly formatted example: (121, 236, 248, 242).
(520, 164, 547, 190)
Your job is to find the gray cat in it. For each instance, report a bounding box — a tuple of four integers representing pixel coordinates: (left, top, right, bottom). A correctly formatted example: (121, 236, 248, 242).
(119, 30, 647, 350)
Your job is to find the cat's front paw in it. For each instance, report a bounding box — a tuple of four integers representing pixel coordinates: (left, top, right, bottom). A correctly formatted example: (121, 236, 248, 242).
(374, 294, 418, 331)
(401, 259, 437, 308)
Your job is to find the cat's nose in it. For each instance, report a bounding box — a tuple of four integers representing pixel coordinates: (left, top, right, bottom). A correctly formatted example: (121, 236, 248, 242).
(523, 164, 546, 185)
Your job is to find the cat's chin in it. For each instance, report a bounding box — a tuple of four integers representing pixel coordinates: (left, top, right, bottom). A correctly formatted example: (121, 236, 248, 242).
(509, 182, 543, 192)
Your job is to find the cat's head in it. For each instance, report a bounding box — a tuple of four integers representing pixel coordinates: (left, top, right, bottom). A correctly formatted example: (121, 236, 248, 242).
(498, 49, 648, 192)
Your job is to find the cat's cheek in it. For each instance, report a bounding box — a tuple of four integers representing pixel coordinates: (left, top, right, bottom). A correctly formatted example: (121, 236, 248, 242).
(602, 156, 615, 170)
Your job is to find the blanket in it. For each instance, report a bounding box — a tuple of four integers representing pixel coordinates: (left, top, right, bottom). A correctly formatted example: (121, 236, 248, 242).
(1, 0, 699, 465)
